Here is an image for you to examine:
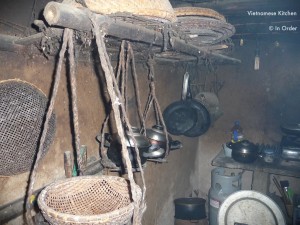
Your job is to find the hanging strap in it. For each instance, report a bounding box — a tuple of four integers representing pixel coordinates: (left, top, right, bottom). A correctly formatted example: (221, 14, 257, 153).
(25, 28, 72, 225)
(144, 56, 170, 157)
(68, 29, 84, 175)
(126, 42, 145, 132)
(98, 41, 126, 164)
(89, 13, 146, 224)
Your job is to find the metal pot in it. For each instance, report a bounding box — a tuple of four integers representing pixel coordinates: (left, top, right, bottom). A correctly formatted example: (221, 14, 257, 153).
(231, 140, 258, 163)
(174, 198, 206, 220)
(107, 127, 151, 168)
(144, 125, 182, 159)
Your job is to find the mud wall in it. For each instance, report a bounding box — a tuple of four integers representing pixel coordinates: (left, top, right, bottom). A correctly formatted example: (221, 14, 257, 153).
(0, 50, 200, 225)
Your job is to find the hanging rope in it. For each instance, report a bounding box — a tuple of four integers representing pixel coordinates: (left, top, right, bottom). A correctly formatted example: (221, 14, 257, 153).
(89, 14, 146, 224)
(25, 28, 71, 225)
(143, 56, 170, 157)
(68, 29, 84, 174)
(98, 41, 125, 165)
(126, 42, 145, 132)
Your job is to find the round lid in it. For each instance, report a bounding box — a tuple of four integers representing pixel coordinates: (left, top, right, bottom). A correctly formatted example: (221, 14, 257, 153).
(218, 190, 286, 225)
(115, 127, 150, 148)
(146, 125, 168, 142)
(174, 197, 206, 205)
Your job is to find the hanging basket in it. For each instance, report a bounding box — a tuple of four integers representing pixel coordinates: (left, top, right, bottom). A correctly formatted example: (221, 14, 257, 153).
(38, 176, 140, 225)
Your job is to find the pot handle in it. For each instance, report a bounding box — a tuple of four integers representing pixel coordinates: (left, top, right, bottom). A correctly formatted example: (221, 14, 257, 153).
(170, 140, 183, 150)
(96, 133, 111, 148)
(181, 72, 192, 101)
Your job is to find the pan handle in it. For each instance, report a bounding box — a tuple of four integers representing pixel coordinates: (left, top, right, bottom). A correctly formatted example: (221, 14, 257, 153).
(181, 72, 192, 100)
(181, 72, 189, 100)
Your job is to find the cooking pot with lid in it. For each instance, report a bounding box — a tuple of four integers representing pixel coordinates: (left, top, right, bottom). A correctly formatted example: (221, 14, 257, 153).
(144, 125, 182, 158)
(174, 197, 206, 220)
(231, 140, 258, 163)
(106, 127, 151, 168)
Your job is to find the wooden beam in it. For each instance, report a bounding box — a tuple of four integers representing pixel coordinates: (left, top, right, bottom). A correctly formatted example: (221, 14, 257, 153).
(0, 34, 25, 53)
(43, 1, 241, 64)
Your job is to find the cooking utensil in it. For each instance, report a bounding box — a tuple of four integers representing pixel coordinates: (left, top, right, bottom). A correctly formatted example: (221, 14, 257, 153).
(106, 127, 151, 168)
(183, 98, 210, 137)
(231, 140, 258, 163)
(144, 124, 182, 158)
(195, 91, 223, 122)
(163, 72, 210, 136)
(174, 197, 206, 220)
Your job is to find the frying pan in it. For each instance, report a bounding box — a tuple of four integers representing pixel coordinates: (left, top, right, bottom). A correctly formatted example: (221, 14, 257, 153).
(163, 72, 210, 136)
(184, 98, 210, 137)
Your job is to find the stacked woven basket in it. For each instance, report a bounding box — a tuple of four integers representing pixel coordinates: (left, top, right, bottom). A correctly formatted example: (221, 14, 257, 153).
(173, 7, 235, 48)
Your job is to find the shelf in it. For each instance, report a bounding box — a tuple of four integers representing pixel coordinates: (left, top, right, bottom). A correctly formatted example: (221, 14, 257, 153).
(212, 150, 300, 193)
(212, 150, 300, 178)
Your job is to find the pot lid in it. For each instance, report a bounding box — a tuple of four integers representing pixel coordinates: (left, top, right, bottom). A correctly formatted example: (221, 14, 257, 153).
(146, 125, 169, 142)
(232, 140, 258, 153)
(174, 197, 206, 205)
(218, 190, 286, 225)
(115, 127, 150, 148)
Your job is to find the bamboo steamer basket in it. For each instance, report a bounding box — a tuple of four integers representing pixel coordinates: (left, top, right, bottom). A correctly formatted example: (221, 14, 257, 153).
(84, 0, 177, 22)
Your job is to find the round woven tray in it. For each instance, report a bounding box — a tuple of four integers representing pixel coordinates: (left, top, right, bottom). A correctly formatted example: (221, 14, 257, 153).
(0, 79, 56, 176)
(38, 176, 138, 225)
(84, 0, 177, 22)
(174, 17, 235, 45)
(174, 7, 226, 21)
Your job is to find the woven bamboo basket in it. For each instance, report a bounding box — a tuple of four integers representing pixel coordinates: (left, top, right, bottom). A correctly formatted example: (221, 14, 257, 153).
(174, 7, 226, 21)
(84, 0, 177, 22)
(38, 176, 139, 225)
(173, 7, 235, 46)
(0, 79, 56, 176)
